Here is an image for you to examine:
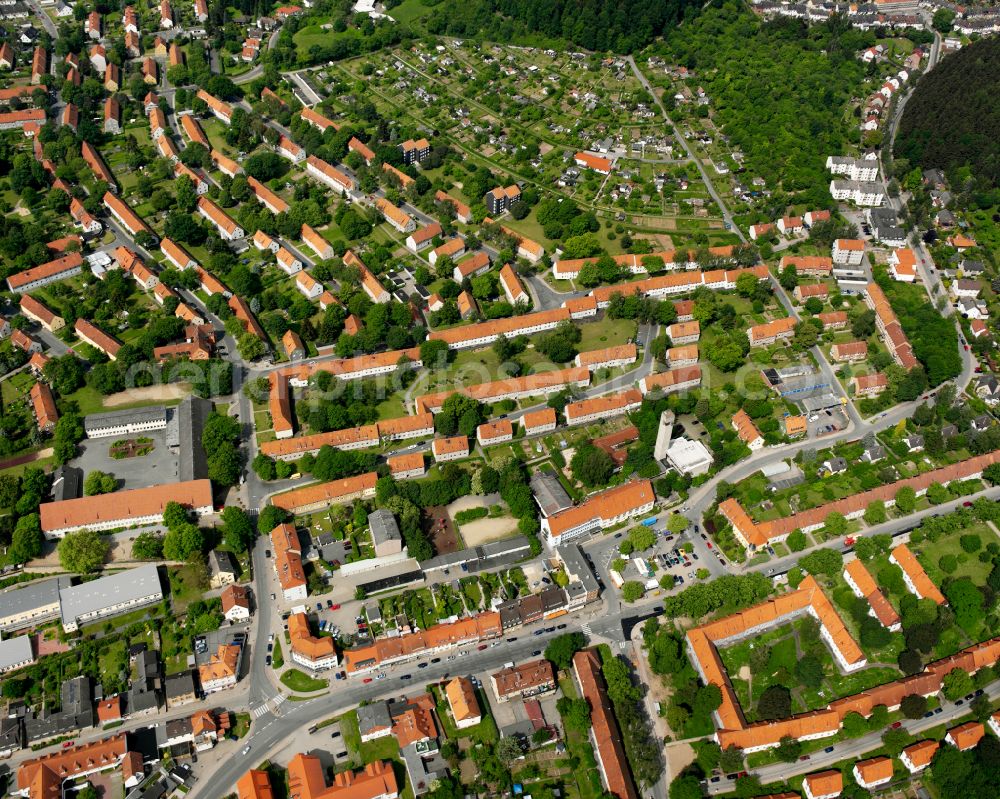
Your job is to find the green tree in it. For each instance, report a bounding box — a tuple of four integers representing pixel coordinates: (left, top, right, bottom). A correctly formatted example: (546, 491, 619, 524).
(544, 632, 587, 670)
(900, 693, 927, 719)
(57, 529, 108, 573)
(794, 654, 824, 689)
(495, 735, 523, 765)
(719, 746, 744, 773)
(131, 532, 164, 560)
(629, 526, 657, 552)
(669, 776, 703, 799)
(842, 711, 868, 738)
(823, 511, 847, 537)
(84, 470, 117, 496)
(864, 501, 886, 526)
(556, 696, 592, 732)
(163, 501, 190, 530)
(163, 522, 204, 561)
(9, 513, 42, 563)
(757, 685, 791, 720)
(775, 735, 801, 763)
(894, 486, 916, 513)
(621, 581, 645, 602)
(667, 514, 688, 534)
(942, 667, 974, 701)
(800, 547, 843, 577)
(220, 506, 255, 552)
(786, 530, 807, 552)
(932, 7, 955, 31)
(570, 442, 615, 488)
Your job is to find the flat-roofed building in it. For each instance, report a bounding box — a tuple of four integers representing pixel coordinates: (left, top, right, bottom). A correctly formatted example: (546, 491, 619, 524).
(58, 564, 164, 632)
(83, 406, 168, 439)
(0, 634, 34, 673)
(0, 577, 70, 632)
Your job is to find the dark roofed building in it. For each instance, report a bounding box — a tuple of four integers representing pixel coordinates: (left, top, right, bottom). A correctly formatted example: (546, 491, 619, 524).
(530, 469, 573, 518)
(50, 465, 82, 502)
(164, 672, 196, 708)
(176, 395, 212, 482)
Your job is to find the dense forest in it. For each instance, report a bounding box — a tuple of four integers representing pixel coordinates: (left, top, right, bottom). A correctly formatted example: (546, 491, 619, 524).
(653, 3, 870, 206)
(424, 0, 701, 53)
(896, 37, 1000, 186)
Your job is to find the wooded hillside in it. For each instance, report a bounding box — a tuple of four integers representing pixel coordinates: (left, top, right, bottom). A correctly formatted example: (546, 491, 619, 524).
(896, 37, 1000, 187)
(425, 0, 701, 53)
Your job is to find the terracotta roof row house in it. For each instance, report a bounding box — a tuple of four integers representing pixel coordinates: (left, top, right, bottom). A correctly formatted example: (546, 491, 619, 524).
(375, 197, 415, 234)
(564, 389, 642, 426)
(434, 190, 472, 223)
(7, 252, 83, 293)
(342, 611, 502, 674)
(305, 155, 354, 195)
(747, 316, 796, 347)
(542, 480, 654, 547)
(104, 192, 153, 238)
(427, 306, 571, 350)
(572, 649, 639, 799)
(864, 282, 918, 369)
(639, 365, 702, 395)
(260, 413, 433, 461)
(414, 367, 589, 414)
(40, 479, 213, 538)
(587, 266, 768, 308)
(29, 382, 58, 432)
(197, 197, 244, 240)
(719, 449, 1000, 549)
(300, 107, 340, 133)
(197, 89, 232, 123)
(270, 473, 378, 515)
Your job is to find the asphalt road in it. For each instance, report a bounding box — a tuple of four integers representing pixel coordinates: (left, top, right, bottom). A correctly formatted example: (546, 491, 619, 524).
(188, 599, 635, 799)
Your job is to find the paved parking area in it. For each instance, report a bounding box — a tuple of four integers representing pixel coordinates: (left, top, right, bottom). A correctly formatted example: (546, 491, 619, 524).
(71, 428, 178, 491)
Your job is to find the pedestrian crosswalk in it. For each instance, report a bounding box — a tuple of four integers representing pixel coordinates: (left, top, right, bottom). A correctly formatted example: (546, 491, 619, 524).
(580, 623, 593, 636)
(251, 694, 287, 719)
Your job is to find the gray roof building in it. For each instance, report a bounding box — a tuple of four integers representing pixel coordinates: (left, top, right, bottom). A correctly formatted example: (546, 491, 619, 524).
(0, 715, 23, 756)
(0, 576, 72, 632)
(164, 672, 196, 706)
(530, 469, 573, 518)
(0, 634, 33, 673)
(368, 509, 402, 555)
(83, 406, 168, 438)
(176, 396, 212, 482)
(59, 564, 163, 632)
(50, 466, 82, 502)
(356, 702, 393, 737)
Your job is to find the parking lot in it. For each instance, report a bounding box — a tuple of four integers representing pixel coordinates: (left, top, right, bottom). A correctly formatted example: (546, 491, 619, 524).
(71, 427, 178, 491)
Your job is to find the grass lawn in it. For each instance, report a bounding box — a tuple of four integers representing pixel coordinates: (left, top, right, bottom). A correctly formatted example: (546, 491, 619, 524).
(339, 709, 401, 764)
(917, 523, 1000, 587)
(387, 0, 433, 25)
(576, 316, 637, 353)
(279, 668, 329, 692)
(98, 639, 128, 688)
(168, 564, 208, 612)
(233, 712, 251, 738)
